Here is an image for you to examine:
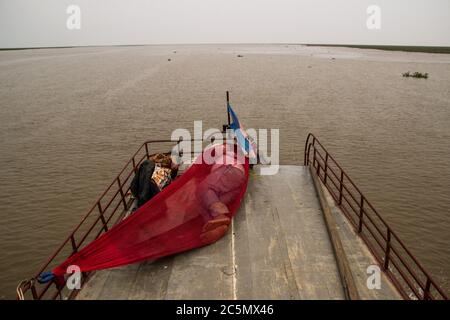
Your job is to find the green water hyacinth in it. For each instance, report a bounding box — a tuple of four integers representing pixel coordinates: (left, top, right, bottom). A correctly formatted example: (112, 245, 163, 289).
(403, 71, 429, 79)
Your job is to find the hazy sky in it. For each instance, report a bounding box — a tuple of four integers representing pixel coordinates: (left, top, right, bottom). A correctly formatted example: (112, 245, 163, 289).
(1, 0, 449, 48)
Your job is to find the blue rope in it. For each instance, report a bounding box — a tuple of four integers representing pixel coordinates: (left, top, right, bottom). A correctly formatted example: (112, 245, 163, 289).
(37, 271, 54, 284)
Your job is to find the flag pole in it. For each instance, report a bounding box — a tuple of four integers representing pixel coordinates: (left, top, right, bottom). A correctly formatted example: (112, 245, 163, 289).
(226, 91, 231, 127)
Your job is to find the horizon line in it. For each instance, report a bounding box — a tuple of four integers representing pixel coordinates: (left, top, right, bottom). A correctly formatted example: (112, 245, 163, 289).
(1, 43, 450, 54)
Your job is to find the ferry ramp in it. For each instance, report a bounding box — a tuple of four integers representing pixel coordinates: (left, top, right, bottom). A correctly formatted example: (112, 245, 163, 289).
(76, 165, 400, 300)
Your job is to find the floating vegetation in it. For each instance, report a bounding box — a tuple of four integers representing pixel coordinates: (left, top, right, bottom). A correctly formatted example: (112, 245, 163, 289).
(402, 71, 429, 79)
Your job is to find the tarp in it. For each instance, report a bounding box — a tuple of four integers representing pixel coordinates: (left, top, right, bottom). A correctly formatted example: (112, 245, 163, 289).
(52, 105, 250, 277)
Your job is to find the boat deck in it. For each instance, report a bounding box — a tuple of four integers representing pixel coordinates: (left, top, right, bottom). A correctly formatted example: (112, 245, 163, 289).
(76, 165, 400, 300)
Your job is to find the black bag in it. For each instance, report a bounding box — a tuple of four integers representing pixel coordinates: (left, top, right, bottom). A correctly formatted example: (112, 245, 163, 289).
(130, 160, 160, 208)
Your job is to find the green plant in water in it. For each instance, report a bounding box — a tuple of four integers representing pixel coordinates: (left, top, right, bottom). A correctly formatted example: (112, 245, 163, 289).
(403, 71, 429, 79)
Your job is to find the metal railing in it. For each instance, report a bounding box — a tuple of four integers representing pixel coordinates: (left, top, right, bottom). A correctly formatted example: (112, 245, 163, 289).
(304, 133, 448, 300)
(16, 139, 201, 300)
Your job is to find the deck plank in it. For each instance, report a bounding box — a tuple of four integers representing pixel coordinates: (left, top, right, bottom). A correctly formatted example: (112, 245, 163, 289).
(164, 231, 234, 299)
(234, 166, 344, 299)
(233, 175, 300, 299)
(127, 256, 175, 300)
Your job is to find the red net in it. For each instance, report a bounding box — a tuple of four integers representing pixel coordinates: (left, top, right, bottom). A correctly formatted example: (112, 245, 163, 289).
(53, 144, 249, 276)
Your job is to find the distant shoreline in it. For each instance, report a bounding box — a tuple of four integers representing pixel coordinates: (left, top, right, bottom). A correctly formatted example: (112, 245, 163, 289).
(306, 44, 450, 54)
(1, 43, 450, 54)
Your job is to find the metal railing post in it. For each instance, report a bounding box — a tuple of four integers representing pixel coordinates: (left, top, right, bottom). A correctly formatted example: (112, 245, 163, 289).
(145, 143, 149, 160)
(358, 195, 364, 233)
(423, 278, 431, 300)
(97, 202, 108, 232)
(70, 235, 77, 254)
(306, 143, 312, 165)
(338, 170, 344, 205)
(132, 157, 137, 174)
(316, 151, 321, 176)
(324, 153, 329, 184)
(117, 177, 127, 210)
(30, 284, 38, 300)
(177, 137, 183, 158)
(383, 229, 391, 270)
(313, 148, 317, 169)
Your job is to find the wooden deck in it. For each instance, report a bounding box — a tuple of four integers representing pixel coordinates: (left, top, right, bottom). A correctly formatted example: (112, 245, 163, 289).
(76, 165, 401, 300)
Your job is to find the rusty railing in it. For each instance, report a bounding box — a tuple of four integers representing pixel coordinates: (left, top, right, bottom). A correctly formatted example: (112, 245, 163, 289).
(304, 133, 448, 300)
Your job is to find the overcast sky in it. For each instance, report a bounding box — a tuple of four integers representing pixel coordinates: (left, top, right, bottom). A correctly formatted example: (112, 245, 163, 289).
(1, 0, 449, 48)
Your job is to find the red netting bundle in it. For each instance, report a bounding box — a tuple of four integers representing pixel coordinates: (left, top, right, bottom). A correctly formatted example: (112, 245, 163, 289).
(52, 144, 250, 276)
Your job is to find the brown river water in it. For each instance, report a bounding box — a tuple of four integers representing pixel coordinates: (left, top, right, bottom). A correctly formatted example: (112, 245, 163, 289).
(0, 44, 449, 299)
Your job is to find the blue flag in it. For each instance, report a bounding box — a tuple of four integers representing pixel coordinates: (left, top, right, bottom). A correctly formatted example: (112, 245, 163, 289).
(227, 103, 256, 159)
